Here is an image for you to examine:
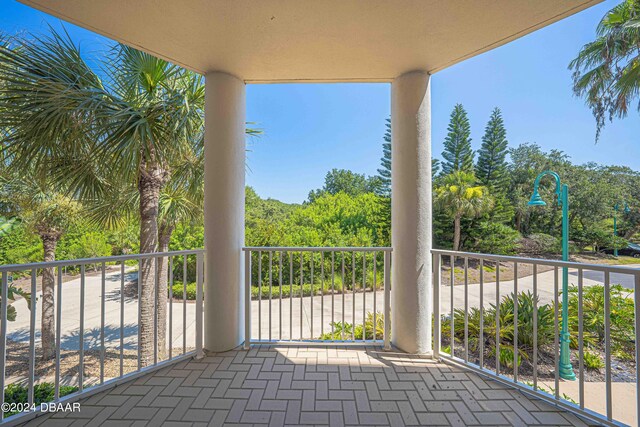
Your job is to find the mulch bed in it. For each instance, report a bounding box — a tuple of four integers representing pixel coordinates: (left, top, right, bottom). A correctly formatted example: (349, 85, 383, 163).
(447, 341, 636, 383)
(4, 339, 194, 383)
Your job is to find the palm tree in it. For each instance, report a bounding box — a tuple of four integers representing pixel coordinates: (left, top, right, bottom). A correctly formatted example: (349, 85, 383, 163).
(0, 28, 260, 364)
(435, 171, 493, 251)
(0, 165, 77, 359)
(0, 29, 202, 366)
(569, 0, 640, 140)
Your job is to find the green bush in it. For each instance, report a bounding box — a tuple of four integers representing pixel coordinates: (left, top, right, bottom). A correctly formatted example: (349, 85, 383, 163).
(171, 282, 197, 300)
(450, 291, 555, 362)
(169, 281, 367, 301)
(583, 350, 604, 371)
(3, 383, 77, 416)
(491, 347, 521, 369)
(519, 233, 560, 255)
(443, 286, 636, 369)
(251, 281, 347, 300)
(470, 223, 520, 255)
(319, 312, 385, 340)
(566, 284, 635, 359)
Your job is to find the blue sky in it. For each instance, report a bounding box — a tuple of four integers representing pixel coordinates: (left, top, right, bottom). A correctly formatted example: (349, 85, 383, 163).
(1, 0, 638, 204)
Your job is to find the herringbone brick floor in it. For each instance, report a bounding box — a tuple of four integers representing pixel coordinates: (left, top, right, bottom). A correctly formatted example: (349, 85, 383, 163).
(23, 346, 596, 426)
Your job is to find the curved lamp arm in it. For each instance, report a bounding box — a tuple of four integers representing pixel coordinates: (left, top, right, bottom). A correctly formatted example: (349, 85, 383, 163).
(530, 170, 562, 206)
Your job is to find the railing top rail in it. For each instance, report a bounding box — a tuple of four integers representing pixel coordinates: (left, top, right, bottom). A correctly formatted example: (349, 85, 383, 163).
(0, 249, 205, 272)
(431, 249, 640, 275)
(242, 246, 392, 252)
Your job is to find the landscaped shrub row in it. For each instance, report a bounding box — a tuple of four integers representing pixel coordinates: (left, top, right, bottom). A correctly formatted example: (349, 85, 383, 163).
(170, 282, 383, 300)
(171, 282, 198, 300)
(442, 284, 635, 375)
(319, 312, 386, 341)
(3, 383, 78, 416)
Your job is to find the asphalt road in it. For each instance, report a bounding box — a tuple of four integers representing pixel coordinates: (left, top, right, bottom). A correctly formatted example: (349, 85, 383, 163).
(7, 263, 640, 350)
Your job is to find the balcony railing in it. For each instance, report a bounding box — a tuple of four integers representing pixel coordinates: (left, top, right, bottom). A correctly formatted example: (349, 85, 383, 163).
(0, 250, 204, 426)
(242, 247, 392, 348)
(432, 249, 640, 427)
(4, 246, 637, 426)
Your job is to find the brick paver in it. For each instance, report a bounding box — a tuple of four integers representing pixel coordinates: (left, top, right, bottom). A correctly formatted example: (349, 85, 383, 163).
(22, 345, 596, 426)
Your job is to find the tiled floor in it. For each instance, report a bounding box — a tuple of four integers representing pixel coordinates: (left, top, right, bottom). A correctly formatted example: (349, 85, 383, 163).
(23, 346, 595, 426)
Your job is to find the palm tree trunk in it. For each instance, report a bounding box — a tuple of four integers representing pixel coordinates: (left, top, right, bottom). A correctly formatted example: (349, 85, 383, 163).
(40, 232, 58, 360)
(156, 223, 174, 359)
(453, 214, 462, 252)
(138, 166, 166, 367)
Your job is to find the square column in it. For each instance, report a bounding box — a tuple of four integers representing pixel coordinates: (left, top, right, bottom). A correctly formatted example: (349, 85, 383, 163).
(204, 71, 246, 352)
(391, 70, 432, 354)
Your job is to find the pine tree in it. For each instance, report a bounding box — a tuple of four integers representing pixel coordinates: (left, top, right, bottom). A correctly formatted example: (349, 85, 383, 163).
(441, 104, 474, 175)
(476, 108, 508, 192)
(378, 118, 444, 193)
(432, 158, 441, 179)
(376, 118, 392, 196)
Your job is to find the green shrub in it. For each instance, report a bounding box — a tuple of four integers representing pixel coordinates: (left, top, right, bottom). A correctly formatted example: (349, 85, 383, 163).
(583, 350, 604, 371)
(566, 284, 635, 359)
(318, 312, 385, 340)
(250, 279, 353, 300)
(519, 233, 560, 255)
(171, 280, 368, 302)
(3, 383, 77, 416)
(451, 291, 555, 361)
(470, 223, 520, 255)
(171, 282, 197, 300)
(492, 347, 521, 369)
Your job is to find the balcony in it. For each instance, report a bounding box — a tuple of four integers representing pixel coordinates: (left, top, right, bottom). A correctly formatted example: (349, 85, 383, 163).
(1, 247, 638, 426)
(27, 346, 586, 426)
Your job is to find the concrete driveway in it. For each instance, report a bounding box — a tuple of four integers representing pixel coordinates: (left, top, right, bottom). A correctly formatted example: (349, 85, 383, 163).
(6, 262, 639, 350)
(7, 269, 197, 351)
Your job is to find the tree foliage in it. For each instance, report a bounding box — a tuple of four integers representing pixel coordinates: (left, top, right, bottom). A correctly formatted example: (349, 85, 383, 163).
(476, 108, 508, 192)
(441, 104, 474, 175)
(569, 0, 640, 140)
(435, 171, 493, 251)
(376, 118, 391, 196)
(308, 169, 381, 202)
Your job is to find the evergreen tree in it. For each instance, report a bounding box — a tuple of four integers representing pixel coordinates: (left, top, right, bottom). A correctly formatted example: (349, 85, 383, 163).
(378, 117, 443, 192)
(376, 118, 392, 196)
(476, 108, 508, 192)
(441, 104, 474, 175)
(432, 158, 441, 179)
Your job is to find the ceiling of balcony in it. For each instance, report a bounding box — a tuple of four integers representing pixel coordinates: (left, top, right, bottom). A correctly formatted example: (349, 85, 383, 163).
(19, 0, 601, 82)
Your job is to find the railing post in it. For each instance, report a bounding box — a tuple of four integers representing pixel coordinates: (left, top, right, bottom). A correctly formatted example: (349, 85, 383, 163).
(384, 250, 391, 350)
(0, 272, 7, 422)
(196, 252, 204, 359)
(635, 272, 640, 427)
(244, 250, 251, 350)
(433, 253, 440, 359)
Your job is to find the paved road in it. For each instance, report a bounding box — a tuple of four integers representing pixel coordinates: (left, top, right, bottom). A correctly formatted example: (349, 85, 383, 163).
(441, 264, 640, 315)
(569, 264, 640, 289)
(8, 269, 197, 351)
(7, 262, 639, 350)
(7, 269, 384, 350)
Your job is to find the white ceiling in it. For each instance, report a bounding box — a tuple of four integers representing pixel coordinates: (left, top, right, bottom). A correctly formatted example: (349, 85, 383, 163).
(19, 0, 601, 82)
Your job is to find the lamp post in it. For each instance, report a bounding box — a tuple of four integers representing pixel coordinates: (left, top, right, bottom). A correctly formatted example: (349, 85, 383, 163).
(613, 203, 630, 257)
(528, 171, 576, 381)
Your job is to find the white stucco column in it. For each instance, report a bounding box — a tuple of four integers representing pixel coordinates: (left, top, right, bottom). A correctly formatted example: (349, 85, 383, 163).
(391, 70, 432, 354)
(203, 71, 246, 352)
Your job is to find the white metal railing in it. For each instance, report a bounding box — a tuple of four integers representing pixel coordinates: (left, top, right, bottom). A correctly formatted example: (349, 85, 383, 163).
(432, 249, 640, 427)
(243, 247, 391, 348)
(0, 250, 204, 426)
